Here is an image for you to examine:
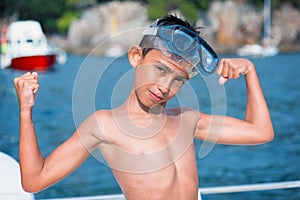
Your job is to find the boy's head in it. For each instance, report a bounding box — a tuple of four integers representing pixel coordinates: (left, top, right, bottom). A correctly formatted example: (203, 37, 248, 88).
(138, 14, 219, 78)
(127, 14, 219, 108)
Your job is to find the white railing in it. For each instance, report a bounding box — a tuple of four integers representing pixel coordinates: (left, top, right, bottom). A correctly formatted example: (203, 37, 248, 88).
(40, 180, 300, 200)
(200, 180, 300, 194)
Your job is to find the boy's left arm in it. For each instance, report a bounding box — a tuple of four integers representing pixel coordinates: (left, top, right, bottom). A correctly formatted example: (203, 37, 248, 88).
(195, 58, 274, 144)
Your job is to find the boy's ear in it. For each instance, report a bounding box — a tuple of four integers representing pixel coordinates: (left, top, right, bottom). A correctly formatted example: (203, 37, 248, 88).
(128, 45, 142, 68)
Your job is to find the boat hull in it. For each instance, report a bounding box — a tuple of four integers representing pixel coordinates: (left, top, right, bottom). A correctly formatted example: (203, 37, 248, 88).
(10, 54, 56, 71)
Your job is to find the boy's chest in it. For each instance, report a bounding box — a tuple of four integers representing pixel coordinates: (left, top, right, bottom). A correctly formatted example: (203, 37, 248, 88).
(99, 115, 196, 173)
(109, 115, 195, 151)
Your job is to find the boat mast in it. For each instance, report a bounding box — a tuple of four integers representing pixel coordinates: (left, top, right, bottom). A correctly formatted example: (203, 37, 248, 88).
(263, 0, 271, 45)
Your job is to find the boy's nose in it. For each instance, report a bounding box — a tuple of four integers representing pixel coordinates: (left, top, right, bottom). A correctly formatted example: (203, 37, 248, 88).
(158, 84, 170, 94)
(158, 78, 173, 95)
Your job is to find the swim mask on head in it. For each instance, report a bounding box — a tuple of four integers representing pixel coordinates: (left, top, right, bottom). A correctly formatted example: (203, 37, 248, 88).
(142, 23, 219, 78)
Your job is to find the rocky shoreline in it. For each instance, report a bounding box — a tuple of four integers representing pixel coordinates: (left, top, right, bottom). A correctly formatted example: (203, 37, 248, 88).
(49, 1, 300, 55)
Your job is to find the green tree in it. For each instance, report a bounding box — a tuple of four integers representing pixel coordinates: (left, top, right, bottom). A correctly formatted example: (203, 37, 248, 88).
(189, 0, 211, 10)
(1, 0, 300, 35)
(15, 0, 68, 33)
(0, 0, 18, 18)
(147, 0, 198, 21)
(0, 0, 78, 34)
(57, 11, 80, 35)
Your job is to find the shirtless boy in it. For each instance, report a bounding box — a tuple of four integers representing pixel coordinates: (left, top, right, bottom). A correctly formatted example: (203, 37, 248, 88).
(14, 15, 274, 200)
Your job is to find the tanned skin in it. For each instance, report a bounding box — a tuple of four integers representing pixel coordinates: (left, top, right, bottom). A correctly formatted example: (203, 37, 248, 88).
(14, 46, 274, 200)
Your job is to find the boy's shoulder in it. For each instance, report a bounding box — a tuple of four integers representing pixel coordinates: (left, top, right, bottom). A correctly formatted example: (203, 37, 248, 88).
(94, 107, 200, 116)
(166, 107, 199, 116)
(92, 107, 200, 123)
(167, 107, 201, 127)
(93, 109, 114, 122)
(94, 109, 113, 116)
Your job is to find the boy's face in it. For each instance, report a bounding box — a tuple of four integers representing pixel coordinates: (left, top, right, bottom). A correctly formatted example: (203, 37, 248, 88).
(133, 49, 189, 108)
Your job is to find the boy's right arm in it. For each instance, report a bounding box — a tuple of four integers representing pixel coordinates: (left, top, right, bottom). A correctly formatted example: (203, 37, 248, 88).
(14, 73, 100, 192)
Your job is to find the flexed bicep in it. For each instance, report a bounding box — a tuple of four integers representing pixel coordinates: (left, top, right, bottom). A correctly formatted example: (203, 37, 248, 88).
(195, 112, 225, 143)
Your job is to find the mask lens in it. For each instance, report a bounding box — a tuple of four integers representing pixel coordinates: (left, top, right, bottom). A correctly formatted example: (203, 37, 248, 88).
(200, 47, 214, 73)
(148, 25, 219, 77)
(172, 29, 196, 52)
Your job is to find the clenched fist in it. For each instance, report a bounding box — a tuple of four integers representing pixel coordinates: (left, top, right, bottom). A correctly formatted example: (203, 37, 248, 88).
(14, 72, 39, 111)
(217, 58, 254, 85)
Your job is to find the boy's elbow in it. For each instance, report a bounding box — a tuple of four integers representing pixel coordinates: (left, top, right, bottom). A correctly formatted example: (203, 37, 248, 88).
(22, 183, 41, 193)
(259, 128, 274, 144)
(266, 130, 275, 142)
(21, 178, 44, 193)
(262, 134, 274, 144)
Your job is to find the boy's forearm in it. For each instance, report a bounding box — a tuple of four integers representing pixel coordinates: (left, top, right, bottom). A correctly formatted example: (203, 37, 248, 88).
(244, 66, 274, 138)
(19, 110, 45, 190)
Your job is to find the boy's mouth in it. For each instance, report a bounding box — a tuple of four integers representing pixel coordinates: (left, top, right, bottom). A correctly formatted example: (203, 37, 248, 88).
(149, 90, 163, 102)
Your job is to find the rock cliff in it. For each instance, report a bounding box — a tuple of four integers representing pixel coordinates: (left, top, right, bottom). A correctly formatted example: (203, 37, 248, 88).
(64, 1, 300, 55)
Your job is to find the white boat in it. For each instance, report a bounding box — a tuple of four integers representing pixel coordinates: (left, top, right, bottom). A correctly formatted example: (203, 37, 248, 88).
(237, 43, 278, 57)
(0, 20, 66, 71)
(237, 0, 278, 57)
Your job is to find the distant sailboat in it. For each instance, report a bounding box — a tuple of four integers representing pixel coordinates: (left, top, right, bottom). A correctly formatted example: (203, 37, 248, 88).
(237, 0, 278, 57)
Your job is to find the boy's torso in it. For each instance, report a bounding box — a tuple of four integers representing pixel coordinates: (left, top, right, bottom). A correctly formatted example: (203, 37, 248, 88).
(94, 107, 200, 200)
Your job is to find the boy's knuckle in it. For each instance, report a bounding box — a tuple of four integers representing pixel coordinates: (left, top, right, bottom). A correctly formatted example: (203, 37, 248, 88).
(23, 81, 30, 88)
(13, 78, 18, 85)
(16, 79, 22, 86)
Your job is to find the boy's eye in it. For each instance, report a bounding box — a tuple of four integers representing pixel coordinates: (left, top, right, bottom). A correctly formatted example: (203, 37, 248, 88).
(156, 66, 167, 74)
(175, 78, 186, 86)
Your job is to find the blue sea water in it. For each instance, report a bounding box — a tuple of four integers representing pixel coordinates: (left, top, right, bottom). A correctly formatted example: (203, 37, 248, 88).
(0, 52, 300, 199)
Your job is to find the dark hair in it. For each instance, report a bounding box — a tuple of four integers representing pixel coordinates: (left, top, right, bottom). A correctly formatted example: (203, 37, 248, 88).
(139, 14, 201, 57)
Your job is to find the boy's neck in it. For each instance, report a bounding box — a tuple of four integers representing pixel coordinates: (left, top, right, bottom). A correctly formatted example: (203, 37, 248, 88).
(113, 91, 168, 135)
(122, 91, 166, 117)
